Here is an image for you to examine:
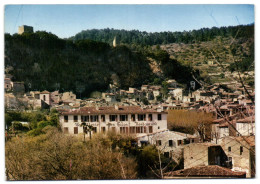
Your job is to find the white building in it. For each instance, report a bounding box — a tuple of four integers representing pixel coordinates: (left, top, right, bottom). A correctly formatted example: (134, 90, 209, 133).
(59, 105, 168, 136)
(137, 130, 199, 159)
(236, 116, 255, 136)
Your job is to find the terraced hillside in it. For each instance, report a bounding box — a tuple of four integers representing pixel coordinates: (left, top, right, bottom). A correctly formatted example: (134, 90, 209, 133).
(160, 36, 254, 84)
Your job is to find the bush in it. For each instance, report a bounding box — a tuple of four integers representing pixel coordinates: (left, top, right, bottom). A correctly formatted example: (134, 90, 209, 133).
(37, 121, 55, 129)
(27, 128, 43, 136)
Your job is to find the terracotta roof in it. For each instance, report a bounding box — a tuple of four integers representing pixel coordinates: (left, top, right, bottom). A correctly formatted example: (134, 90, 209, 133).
(234, 136, 255, 147)
(164, 165, 246, 178)
(59, 106, 167, 115)
(237, 116, 255, 123)
(40, 90, 50, 94)
(184, 142, 218, 147)
(219, 122, 229, 127)
(212, 118, 225, 124)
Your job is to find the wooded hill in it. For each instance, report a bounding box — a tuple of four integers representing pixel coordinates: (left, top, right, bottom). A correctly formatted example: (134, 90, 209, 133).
(5, 24, 254, 97)
(4, 32, 197, 97)
(71, 24, 254, 46)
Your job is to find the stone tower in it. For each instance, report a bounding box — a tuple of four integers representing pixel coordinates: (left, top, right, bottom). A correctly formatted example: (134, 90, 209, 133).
(18, 25, 34, 35)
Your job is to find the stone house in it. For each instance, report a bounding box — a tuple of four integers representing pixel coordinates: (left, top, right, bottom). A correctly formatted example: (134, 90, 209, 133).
(5, 93, 18, 109)
(183, 143, 228, 169)
(40, 90, 51, 105)
(137, 130, 199, 160)
(235, 116, 255, 136)
(11, 82, 25, 97)
(61, 91, 76, 102)
(167, 79, 178, 88)
(50, 90, 62, 105)
(4, 77, 12, 92)
(220, 136, 255, 178)
(102, 93, 116, 102)
(168, 88, 183, 101)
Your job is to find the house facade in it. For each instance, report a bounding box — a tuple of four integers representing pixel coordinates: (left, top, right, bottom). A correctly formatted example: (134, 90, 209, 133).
(220, 136, 255, 178)
(236, 116, 255, 136)
(183, 143, 228, 169)
(59, 105, 167, 136)
(137, 130, 199, 160)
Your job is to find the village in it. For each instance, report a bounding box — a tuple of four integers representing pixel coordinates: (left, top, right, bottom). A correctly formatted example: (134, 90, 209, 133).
(4, 72, 255, 178)
(3, 4, 256, 179)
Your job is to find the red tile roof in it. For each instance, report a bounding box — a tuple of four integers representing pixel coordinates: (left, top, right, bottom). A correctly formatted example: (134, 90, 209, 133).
(237, 116, 255, 123)
(234, 136, 255, 147)
(40, 90, 50, 94)
(164, 165, 246, 178)
(59, 106, 167, 115)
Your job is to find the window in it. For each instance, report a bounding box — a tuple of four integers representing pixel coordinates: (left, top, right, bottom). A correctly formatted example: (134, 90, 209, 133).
(227, 157, 233, 168)
(138, 114, 146, 121)
(136, 127, 141, 133)
(90, 115, 98, 122)
(43, 95, 46, 101)
(109, 115, 117, 121)
(120, 127, 127, 134)
(158, 126, 160, 129)
(164, 152, 170, 158)
(120, 115, 128, 121)
(131, 114, 135, 121)
(74, 127, 78, 134)
(169, 140, 173, 147)
(130, 127, 135, 134)
(228, 146, 231, 152)
(74, 115, 78, 122)
(148, 114, 153, 121)
(81, 116, 89, 122)
(240, 146, 243, 155)
(101, 115, 105, 122)
(64, 127, 69, 134)
(177, 140, 182, 146)
(144, 126, 147, 133)
(158, 114, 162, 120)
(156, 140, 162, 146)
(149, 126, 153, 133)
(120, 127, 128, 134)
(64, 115, 68, 122)
(92, 127, 97, 133)
(120, 127, 124, 133)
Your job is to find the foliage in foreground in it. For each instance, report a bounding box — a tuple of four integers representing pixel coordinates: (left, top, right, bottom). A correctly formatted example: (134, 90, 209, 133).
(5, 127, 137, 180)
(167, 110, 214, 141)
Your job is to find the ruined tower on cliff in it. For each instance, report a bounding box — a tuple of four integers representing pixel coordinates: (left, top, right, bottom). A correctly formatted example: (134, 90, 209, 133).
(18, 25, 34, 35)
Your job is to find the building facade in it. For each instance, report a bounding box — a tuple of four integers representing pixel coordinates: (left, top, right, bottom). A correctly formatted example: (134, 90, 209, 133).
(220, 136, 255, 178)
(59, 106, 167, 136)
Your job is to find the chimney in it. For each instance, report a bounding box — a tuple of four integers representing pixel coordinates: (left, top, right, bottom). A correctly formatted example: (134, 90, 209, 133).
(115, 104, 119, 110)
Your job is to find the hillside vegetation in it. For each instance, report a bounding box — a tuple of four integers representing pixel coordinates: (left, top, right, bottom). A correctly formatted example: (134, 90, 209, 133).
(71, 24, 253, 46)
(5, 24, 254, 97)
(5, 32, 197, 97)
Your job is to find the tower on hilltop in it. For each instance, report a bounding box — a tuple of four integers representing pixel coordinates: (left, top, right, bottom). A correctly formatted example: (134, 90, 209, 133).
(18, 25, 34, 35)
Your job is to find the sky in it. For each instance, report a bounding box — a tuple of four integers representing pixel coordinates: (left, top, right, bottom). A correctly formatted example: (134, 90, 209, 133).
(4, 4, 254, 38)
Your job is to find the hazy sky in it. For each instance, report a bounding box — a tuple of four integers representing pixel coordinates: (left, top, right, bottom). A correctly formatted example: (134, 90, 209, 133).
(4, 4, 254, 38)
